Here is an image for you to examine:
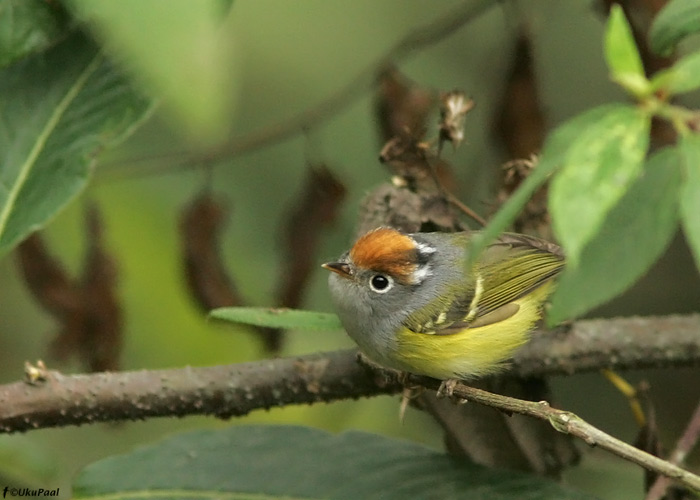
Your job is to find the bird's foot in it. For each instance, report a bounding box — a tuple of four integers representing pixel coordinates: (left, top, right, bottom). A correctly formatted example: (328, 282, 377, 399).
(436, 378, 468, 404)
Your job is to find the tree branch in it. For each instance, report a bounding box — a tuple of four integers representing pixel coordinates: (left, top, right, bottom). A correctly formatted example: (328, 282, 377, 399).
(0, 350, 394, 433)
(102, 0, 497, 179)
(3, 314, 700, 489)
(1, 313, 699, 435)
(513, 314, 700, 377)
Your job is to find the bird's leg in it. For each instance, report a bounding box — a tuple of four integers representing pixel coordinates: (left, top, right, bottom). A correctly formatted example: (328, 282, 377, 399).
(398, 383, 425, 423)
(359, 362, 424, 422)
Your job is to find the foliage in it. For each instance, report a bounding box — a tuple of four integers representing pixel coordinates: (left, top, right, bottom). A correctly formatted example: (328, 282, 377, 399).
(67, 0, 237, 144)
(468, 5, 700, 323)
(649, 0, 700, 56)
(0, 30, 154, 256)
(545, 4, 700, 322)
(211, 307, 342, 330)
(476, 4, 700, 324)
(73, 425, 596, 500)
(550, 148, 682, 321)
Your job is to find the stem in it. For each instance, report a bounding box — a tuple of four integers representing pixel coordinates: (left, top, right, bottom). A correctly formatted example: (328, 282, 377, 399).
(415, 378, 700, 493)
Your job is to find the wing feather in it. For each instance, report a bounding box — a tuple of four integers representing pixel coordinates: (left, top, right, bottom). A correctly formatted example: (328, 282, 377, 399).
(406, 233, 563, 335)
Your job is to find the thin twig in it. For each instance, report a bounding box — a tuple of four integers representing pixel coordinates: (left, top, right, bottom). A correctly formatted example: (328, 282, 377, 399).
(421, 143, 488, 227)
(645, 399, 700, 500)
(600, 368, 647, 427)
(102, 0, 498, 180)
(423, 151, 488, 227)
(411, 378, 700, 493)
(444, 191, 488, 227)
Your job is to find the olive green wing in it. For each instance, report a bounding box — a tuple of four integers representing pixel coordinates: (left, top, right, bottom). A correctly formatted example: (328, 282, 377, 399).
(474, 234, 564, 317)
(406, 233, 564, 335)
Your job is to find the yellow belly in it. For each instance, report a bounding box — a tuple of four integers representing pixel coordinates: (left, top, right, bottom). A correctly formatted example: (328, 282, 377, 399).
(393, 282, 553, 380)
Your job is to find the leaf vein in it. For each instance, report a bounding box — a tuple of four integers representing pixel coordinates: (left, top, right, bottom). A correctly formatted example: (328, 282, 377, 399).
(0, 52, 104, 238)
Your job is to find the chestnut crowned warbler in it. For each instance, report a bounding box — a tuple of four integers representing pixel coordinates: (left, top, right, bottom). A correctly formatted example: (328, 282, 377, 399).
(322, 227, 563, 381)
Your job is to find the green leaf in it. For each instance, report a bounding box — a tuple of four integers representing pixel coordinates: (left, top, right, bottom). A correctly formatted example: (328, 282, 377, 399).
(679, 134, 700, 271)
(549, 104, 651, 266)
(469, 105, 618, 264)
(549, 148, 680, 324)
(650, 0, 700, 56)
(211, 307, 343, 330)
(0, 31, 154, 257)
(0, 0, 72, 68)
(73, 425, 596, 500)
(605, 5, 649, 96)
(67, 0, 238, 145)
(651, 50, 700, 95)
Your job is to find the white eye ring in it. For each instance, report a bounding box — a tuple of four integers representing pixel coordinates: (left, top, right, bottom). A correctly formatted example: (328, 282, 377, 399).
(369, 273, 393, 293)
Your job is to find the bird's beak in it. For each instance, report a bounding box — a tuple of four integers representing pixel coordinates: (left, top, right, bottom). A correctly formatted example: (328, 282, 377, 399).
(322, 262, 353, 279)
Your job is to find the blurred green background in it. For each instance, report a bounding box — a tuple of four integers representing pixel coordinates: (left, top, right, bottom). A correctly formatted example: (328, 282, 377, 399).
(1, 1, 699, 499)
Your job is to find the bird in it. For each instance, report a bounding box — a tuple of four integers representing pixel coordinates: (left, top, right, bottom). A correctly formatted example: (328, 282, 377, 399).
(322, 227, 564, 381)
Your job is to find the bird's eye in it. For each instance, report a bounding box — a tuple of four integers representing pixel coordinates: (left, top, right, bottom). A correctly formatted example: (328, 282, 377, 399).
(369, 274, 393, 293)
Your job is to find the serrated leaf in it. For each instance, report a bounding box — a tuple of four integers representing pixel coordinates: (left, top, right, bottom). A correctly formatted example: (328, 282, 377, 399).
(679, 134, 700, 271)
(67, 0, 238, 145)
(549, 148, 680, 323)
(605, 5, 649, 96)
(651, 50, 700, 96)
(650, 0, 700, 56)
(211, 306, 342, 331)
(0, 31, 154, 257)
(549, 105, 651, 266)
(469, 105, 618, 263)
(73, 425, 596, 500)
(0, 0, 72, 68)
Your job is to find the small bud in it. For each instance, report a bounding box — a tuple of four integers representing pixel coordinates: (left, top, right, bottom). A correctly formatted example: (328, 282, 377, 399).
(24, 360, 48, 384)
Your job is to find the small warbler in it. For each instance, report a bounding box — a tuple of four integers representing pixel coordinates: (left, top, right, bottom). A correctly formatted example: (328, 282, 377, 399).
(322, 227, 563, 381)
